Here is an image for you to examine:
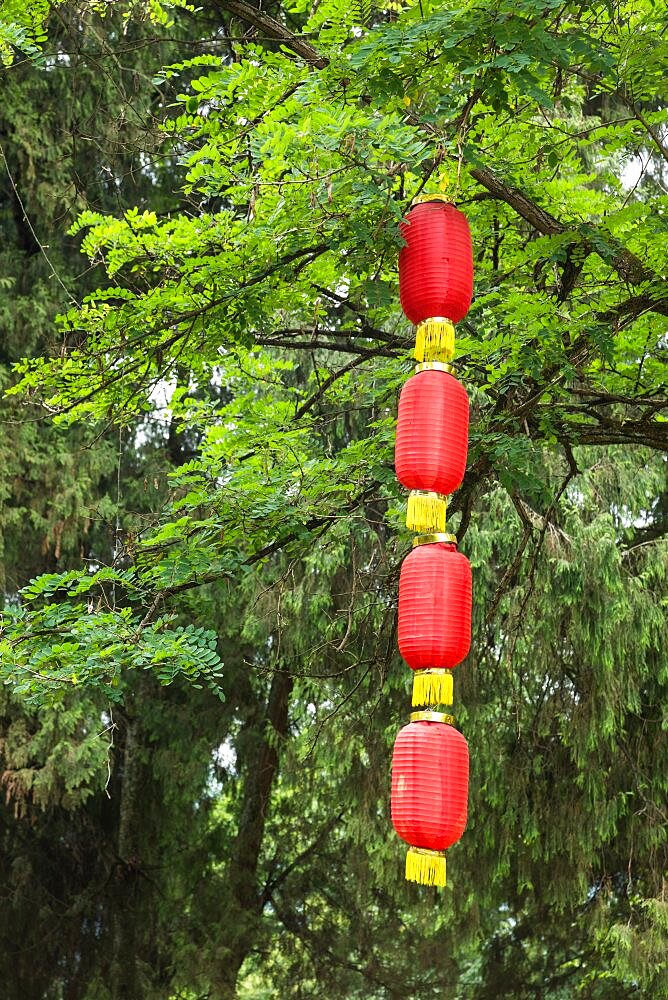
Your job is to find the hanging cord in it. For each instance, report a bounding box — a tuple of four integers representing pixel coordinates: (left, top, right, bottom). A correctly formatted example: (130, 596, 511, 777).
(107, 434, 122, 763)
(454, 139, 464, 203)
(112, 424, 123, 610)
(99, 707, 117, 799)
(0, 141, 78, 308)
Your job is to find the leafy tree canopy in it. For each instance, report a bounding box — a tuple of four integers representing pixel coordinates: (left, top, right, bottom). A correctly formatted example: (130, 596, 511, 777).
(0, 0, 666, 996)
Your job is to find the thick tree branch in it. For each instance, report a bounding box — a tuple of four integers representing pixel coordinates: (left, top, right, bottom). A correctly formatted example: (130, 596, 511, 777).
(597, 290, 668, 323)
(294, 353, 371, 419)
(468, 166, 655, 286)
(485, 500, 533, 625)
(626, 99, 668, 167)
(255, 336, 400, 358)
(261, 808, 345, 902)
(213, 0, 329, 67)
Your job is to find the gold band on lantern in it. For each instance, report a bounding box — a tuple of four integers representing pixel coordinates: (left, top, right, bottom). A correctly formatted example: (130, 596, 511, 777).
(412, 532, 457, 548)
(410, 710, 456, 725)
(411, 194, 453, 206)
(414, 360, 456, 375)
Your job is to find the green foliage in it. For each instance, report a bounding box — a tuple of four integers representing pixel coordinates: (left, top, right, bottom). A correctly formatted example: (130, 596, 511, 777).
(0, 0, 666, 996)
(0, 0, 194, 65)
(0, 0, 53, 65)
(1, 593, 225, 700)
(0, 686, 111, 811)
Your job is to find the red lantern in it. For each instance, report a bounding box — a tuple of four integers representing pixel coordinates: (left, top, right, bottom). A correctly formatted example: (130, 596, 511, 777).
(395, 365, 469, 533)
(399, 199, 473, 328)
(391, 714, 469, 886)
(398, 537, 472, 707)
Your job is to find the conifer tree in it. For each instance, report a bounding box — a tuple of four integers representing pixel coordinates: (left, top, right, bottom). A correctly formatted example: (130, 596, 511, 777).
(0, 1, 666, 997)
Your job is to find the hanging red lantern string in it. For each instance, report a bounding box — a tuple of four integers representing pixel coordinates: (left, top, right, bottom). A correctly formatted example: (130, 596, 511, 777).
(399, 197, 473, 361)
(395, 363, 469, 534)
(390, 192, 474, 888)
(391, 713, 469, 887)
(398, 535, 472, 707)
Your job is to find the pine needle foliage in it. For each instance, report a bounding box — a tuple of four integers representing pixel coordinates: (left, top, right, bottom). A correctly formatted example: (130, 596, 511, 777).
(0, 0, 666, 995)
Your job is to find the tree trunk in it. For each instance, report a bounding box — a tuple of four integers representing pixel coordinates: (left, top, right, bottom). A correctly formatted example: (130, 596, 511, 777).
(109, 710, 148, 999)
(214, 668, 293, 998)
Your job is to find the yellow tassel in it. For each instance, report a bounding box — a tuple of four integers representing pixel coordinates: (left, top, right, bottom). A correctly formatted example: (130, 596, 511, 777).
(412, 669, 453, 707)
(405, 847, 446, 887)
(415, 318, 455, 363)
(406, 491, 447, 533)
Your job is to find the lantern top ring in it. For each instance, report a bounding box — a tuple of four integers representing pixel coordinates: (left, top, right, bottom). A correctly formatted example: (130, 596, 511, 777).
(410, 490, 444, 500)
(412, 532, 457, 548)
(414, 361, 456, 375)
(416, 316, 455, 328)
(411, 194, 455, 206)
(410, 711, 456, 725)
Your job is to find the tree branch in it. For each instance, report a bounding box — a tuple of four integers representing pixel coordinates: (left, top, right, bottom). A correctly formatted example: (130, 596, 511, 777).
(212, 0, 329, 67)
(261, 808, 345, 903)
(597, 290, 668, 324)
(294, 353, 371, 419)
(468, 166, 655, 287)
